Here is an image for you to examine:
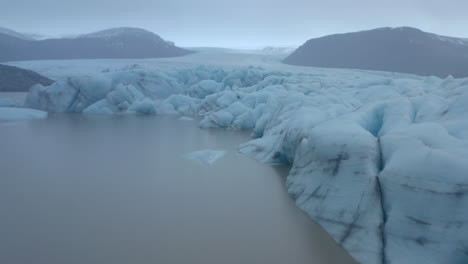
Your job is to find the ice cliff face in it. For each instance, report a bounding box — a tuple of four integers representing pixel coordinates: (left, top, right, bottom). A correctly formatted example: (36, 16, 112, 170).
(23, 61, 468, 264)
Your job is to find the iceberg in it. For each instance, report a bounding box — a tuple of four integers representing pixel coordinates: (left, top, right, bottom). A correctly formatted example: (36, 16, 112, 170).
(184, 150, 226, 165)
(178, 116, 194, 121)
(0, 107, 47, 121)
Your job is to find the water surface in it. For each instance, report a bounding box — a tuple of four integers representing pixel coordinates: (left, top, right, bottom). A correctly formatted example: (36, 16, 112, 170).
(0, 114, 356, 264)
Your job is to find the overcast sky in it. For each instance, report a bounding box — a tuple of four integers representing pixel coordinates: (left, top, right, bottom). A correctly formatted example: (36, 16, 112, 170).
(1, 0, 467, 48)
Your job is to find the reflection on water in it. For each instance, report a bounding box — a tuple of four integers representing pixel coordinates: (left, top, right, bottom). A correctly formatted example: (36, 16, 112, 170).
(0, 114, 356, 264)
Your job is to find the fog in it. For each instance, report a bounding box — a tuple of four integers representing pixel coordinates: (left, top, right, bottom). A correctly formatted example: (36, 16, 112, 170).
(1, 0, 468, 48)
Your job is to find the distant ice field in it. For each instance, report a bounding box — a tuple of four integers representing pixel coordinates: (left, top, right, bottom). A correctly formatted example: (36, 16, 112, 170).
(6, 48, 418, 80)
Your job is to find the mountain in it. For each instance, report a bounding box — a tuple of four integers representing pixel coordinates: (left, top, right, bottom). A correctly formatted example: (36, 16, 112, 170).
(0, 27, 37, 40)
(77, 27, 161, 40)
(284, 27, 468, 78)
(0, 27, 193, 62)
(0, 64, 54, 92)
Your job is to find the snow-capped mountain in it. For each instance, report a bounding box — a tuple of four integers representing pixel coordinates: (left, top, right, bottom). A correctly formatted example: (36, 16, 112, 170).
(77, 27, 163, 40)
(0, 27, 38, 41)
(0, 27, 193, 62)
(284, 27, 468, 78)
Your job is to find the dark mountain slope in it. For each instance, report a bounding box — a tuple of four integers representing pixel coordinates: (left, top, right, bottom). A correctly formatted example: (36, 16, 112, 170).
(284, 27, 468, 78)
(0, 64, 54, 92)
(0, 27, 193, 62)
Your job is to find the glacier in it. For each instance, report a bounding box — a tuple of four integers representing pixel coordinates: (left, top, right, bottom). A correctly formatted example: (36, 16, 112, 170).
(11, 50, 468, 264)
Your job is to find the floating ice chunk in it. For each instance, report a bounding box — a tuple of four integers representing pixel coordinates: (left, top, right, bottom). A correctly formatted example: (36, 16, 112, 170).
(0, 107, 47, 121)
(178, 116, 194, 121)
(183, 149, 226, 165)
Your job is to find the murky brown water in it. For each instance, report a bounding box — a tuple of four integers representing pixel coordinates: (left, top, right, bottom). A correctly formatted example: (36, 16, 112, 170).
(0, 113, 356, 264)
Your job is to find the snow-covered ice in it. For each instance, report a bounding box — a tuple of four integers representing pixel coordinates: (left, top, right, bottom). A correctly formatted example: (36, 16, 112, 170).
(184, 149, 226, 165)
(10, 49, 468, 264)
(0, 107, 47, 121)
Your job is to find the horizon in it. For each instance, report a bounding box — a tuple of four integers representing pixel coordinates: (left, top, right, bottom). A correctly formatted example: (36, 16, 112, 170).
(2, 0, 467, 48)
(2, 25, 468, 49)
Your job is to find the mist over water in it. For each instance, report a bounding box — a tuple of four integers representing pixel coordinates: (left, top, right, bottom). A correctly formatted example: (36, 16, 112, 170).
(0, 114, 356, 264)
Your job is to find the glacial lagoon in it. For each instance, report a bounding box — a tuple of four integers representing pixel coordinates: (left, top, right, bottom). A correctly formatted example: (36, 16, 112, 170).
(0, 113, 355, 264)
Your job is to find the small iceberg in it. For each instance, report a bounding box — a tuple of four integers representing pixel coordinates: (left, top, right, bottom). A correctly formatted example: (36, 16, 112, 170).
(178, 116, 194, 121)
(184, 149, 226, 165)
(0, 107, 47, 122)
